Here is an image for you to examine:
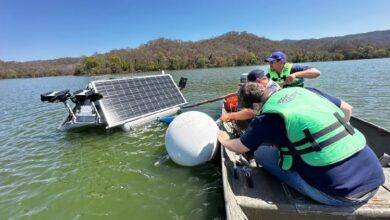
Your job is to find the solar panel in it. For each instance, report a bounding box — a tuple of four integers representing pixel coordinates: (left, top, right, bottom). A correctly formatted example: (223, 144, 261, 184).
(91, 74, 187, 128)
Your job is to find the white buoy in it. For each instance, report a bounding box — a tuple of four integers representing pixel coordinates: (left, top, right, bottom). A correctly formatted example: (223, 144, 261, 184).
(165, 111, 219, 166)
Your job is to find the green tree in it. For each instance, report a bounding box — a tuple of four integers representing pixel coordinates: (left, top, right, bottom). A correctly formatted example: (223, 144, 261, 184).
(155, 51, 168, 70)
(83, 57, 100, 70)
(248, 52, 257, 65)
(107, 55, 123, 73)
(196, 56, 207, 68)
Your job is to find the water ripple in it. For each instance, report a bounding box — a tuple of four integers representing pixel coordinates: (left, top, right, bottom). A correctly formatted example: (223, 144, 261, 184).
(1, 60, 389, 219)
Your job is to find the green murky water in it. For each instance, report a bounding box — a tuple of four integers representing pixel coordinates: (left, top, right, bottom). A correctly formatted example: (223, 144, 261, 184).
(1, 58, 389, 219)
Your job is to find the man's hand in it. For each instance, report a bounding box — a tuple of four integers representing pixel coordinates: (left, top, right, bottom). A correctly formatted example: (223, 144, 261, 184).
(285, 73, 296, 85)
(219, 113, 230, 122)
(220, 109, 256, 122)
(217, 130, 230, 143)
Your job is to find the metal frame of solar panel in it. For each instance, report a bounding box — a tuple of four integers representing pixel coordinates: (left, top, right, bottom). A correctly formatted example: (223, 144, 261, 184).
(91, 74, 187, 128)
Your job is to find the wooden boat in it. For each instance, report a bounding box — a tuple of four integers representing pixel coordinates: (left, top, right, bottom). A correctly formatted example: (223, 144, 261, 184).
(220, 115, 390, 219)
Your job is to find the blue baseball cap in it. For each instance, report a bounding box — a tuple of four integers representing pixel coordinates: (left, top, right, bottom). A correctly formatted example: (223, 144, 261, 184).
(247, 69, 266, 82)
(264, 51, 287, 62)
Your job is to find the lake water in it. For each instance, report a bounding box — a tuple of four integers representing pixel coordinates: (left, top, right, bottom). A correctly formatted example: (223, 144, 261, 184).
(1, 58, 389, 219)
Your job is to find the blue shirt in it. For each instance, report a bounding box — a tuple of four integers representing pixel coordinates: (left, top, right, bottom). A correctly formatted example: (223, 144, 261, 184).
(291, 64, 311, 73)
(240, 87, 385, 197)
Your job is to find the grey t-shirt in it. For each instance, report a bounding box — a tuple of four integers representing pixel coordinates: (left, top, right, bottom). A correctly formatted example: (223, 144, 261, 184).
(266, 79, 280, 92)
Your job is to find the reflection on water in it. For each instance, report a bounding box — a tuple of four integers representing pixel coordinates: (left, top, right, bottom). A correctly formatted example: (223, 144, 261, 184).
(0, 58, 389, 219)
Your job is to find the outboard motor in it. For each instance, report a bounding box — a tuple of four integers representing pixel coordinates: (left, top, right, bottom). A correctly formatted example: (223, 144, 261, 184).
(72, 89, 103, 104)
(72, 89, 91, 104)
(178, 77, 188, 90)
(40, 89, 77, 122)
(40, 90, 71, 103)
(240, 73, 248, 86)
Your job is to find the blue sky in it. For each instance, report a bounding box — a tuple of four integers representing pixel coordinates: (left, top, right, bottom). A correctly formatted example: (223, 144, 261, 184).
(1, 0, 390, 62)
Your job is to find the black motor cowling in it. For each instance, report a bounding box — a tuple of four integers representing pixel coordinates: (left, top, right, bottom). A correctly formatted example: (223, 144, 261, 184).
(40, 90, 71, 103)
(72, 90, 103, 104)
(178, 77, 188, 90)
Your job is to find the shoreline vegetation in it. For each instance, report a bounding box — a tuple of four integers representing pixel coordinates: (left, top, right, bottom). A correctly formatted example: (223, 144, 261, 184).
(1, 30, 390, 79)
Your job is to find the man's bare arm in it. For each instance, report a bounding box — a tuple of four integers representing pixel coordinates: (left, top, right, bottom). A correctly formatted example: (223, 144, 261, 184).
(285, 67, 321, 85)
(340, 100, 353, 121)
(219, 108, 256, 122)
(217, 131, 250, 154)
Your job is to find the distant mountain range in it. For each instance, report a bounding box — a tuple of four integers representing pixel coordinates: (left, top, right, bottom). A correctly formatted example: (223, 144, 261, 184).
(1, 30, 389, 79)
(284, 30, 390, 47)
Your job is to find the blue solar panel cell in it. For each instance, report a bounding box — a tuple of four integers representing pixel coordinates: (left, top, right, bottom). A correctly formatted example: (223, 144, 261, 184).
(92, 74, 186, 128)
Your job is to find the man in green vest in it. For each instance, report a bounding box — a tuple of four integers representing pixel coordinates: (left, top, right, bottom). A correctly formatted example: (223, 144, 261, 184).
(218, 82, 384, 206)
(265, 51, 321, 87)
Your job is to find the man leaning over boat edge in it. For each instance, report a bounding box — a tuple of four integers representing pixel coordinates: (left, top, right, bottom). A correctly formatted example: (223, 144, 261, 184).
(219, 69, 280, 122)
(218, 82, 385, 206)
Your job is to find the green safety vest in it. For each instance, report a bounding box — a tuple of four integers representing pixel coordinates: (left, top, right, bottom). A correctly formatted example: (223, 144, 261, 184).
(260, 87, 366, 170)
(267, 63, 304, 87)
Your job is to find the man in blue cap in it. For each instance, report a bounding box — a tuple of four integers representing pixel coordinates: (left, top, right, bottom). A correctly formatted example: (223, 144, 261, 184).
(220, 69, 279, 122)
(246, 69, 280, 93)
(265, 51, 320, 87)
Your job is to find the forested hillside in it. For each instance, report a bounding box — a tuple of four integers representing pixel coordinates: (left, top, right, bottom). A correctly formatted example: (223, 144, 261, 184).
(1, 30, 390, 79)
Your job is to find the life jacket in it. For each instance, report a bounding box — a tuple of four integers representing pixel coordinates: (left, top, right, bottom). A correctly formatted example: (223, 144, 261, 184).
(260, 87, 366, 170)
(267, 63, 304, 87)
